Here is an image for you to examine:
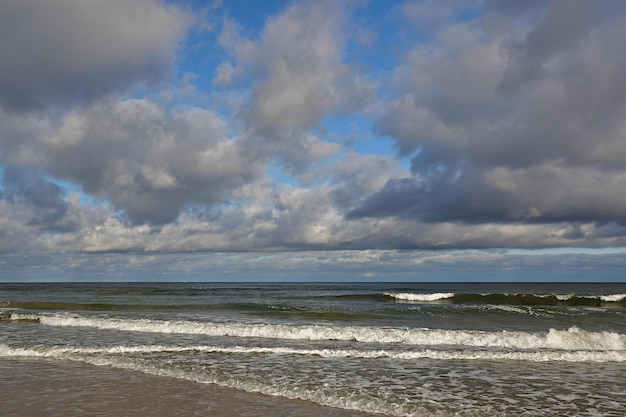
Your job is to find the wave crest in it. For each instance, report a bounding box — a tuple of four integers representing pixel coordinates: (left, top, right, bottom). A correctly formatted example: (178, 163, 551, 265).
(8, 313, 625, 352)
(383, 292, 626, 306)
(384, 292, 455, 302)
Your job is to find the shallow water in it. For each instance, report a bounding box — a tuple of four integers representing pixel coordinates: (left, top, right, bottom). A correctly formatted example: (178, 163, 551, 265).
(1, 282, 625, 416)
(0, 358, 373, 417)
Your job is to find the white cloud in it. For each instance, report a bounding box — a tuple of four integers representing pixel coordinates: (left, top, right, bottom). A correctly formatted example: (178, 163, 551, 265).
(218, 0, 373, 168)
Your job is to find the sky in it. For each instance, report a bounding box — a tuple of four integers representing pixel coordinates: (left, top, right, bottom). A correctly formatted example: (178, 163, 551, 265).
(1, 0, 626, 282)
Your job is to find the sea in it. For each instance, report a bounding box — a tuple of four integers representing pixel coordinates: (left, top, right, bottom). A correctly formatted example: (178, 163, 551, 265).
(1, 282, 625, 417)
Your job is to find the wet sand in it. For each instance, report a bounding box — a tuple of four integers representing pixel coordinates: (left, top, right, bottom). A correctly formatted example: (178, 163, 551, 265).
(0, 358, 378, 417)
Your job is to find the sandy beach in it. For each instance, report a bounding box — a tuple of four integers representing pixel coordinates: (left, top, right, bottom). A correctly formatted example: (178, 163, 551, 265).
(3, 282, 625, 416)
(0, 358, 378, 417)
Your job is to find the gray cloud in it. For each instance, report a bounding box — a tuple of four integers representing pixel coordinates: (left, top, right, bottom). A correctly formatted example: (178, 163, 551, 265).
(40, 100, 260, 225)
(330, 153, 401, 210)
(218, 0, 373, 172)
(3, 247, 625, 282)
(348, 164, 626, 225)
(0, 0, 191, 113)
(498, 0, 595, 94)
(354, 0, 626, 228)
(0, 110, 51, 169)
(0, 167, 68, 229)
(2, 0, 626, 261)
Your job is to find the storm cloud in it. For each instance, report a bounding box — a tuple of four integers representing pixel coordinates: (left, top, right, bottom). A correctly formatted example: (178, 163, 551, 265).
(351, 0, 626, 228)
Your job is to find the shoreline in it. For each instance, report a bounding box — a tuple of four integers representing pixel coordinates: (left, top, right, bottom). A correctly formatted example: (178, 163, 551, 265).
(0, 358, 380, 417)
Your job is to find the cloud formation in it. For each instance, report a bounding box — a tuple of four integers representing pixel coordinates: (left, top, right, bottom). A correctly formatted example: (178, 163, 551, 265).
(0, 0, 191, 113)
(1, 0, 626, 282)
(217, 0, 372, 170)
(40, 100, 259, 224)
(1, 167, 68, 229)
(352, 0, 626, 228)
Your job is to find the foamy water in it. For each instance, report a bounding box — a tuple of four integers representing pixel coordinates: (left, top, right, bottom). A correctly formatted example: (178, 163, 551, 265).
(384, 292, 455, 302)
(1, 282, 625, 416)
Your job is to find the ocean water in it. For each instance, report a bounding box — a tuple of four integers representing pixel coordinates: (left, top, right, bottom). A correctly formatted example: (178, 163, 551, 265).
(1, 282, 625, 417)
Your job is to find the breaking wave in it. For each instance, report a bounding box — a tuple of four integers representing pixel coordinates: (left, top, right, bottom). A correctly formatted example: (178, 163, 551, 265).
(2, 342, 624, 363)
(6, 312, 625, 353)
(385, 293, 455, 302)
(384, 292, 626, 306)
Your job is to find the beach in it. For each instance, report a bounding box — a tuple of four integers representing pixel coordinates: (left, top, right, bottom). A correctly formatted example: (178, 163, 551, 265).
(0, 358, 376, 417)
(1, 282, 625, 416)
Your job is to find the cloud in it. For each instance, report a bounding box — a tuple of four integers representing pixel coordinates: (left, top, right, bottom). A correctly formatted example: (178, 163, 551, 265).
(330, 153, 402, 210)
(499, 0, 598, 95)
(244, 1, 369, 134)
(0, 110, 52, 167)
(5, 246, 626, 282)
(2, 0, 626, 267)
(1, 0, 363, 234)
(40, 99, 260, 225)
(348, 164, 626, 224)
(352, 0, 626, 229)
(0, 0, 191, 113)
(0, 167, 68, 228)
(217, 0, 373, 171)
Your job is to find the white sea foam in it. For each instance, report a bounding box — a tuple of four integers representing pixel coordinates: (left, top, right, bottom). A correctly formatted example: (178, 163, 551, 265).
(600, 294, 626, 302)
(0, 343, 408, 416)
(553, 293, 626, 302)
(80, 354, 423, 417)
(555, 294, 573, 301)
(1, 341, 624, 417)
(4, 312, 41, 321)
(0, 344, 47, 357)
(479, 304, 550, 317)
(385, 292, 626, 303)
(385, 292, 455, 302)
(2, 341, 625, 364)
(10, 313, 626, 352)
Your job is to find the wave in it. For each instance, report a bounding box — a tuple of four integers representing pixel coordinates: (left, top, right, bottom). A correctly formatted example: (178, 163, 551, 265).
(4, 292, 623, 315)
(7, 312, 625, 352)
(0, 300, 259, 312)
(0, 302, 370, 323)
(0, 344, 418, 417)
(2, 342, 625, 363)
(383, 292, 626, 306)
(598, 294, 626, 302)
(0, 301, 143, 312)
(385, 292, 455, 302)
